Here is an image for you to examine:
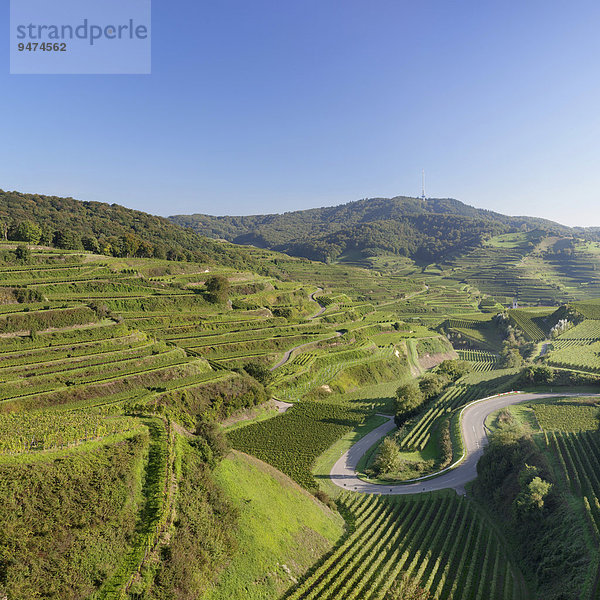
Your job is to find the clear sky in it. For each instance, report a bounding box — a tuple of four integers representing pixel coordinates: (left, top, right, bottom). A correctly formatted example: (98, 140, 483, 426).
(2, 0, 600, 226)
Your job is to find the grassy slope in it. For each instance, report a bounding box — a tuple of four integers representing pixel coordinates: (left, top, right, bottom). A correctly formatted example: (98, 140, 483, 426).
(202, 451, 344, 600)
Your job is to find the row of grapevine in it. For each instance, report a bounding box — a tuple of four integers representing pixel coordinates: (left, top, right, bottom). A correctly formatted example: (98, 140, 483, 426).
(533, 403, 599, 432)
(401, 375, 514, 451)
(551, 338, 595, 349)
(558, 320, 600, 340)
(276, 346, 394, 401)
(572, 301, 600, 320)
(0, 347, 188, 403)
(0, 412, 140, 454)
(444, 318, 487, 330)
(508, 310, 548, 341)
(546, 341, 600, 373)
(95, 418, 176, 600)
(458, 349, 500, 372)
(285, 494, 526, 600)
(163, 322, 326, 344)
(547, 431, 600, 599)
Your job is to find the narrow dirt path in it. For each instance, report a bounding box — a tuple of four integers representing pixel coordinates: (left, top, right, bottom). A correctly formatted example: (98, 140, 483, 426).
(273, 399, 293, 413)
(269, 331, 342, 371)
(309, 287, 327, 319)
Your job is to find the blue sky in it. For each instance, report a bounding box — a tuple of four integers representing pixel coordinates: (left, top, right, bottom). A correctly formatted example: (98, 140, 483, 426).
(2, 0, 600, 226)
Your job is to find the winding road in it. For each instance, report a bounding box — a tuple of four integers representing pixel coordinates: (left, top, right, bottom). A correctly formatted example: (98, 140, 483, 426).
(330, 392, 598, 495)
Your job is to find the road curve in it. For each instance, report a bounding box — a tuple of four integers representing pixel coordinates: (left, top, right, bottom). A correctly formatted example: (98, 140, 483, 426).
(330, 392, 598, 495)
(309, 288, 327, 319)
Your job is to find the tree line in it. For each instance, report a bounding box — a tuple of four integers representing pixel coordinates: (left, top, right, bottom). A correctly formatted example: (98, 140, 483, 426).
(0, 189, 274, 272)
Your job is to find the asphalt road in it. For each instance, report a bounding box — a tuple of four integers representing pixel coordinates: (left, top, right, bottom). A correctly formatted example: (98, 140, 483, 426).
(330, 392, 597, 495)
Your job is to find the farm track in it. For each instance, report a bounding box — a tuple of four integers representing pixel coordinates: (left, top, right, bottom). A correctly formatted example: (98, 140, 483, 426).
(270, 331, 343, 371)
(330, 392, 600, 495)
(309, 287, 327, 318)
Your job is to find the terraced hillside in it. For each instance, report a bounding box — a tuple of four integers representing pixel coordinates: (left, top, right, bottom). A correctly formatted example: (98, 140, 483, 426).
(0, 241, 490, 599)
(3, 226, 600, 600)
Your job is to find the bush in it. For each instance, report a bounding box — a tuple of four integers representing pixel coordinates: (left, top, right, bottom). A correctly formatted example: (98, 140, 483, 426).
(314, 489, 336, 510)
(12, 287, 43, 303)
(243, 362, 273, 387)
(418, 372, 450, 400)
(14, 244, 31, 262)
(193, 418, 229, 468)
(436, 359, 471, 381)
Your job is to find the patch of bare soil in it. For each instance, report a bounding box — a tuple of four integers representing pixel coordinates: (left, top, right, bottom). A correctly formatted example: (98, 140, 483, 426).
(418, 351, 458, 370)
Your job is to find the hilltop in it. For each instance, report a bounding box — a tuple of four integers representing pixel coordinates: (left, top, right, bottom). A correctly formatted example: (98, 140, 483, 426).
(170, 195, 575, 262)
(0, 189, 272, 272)
(172, 196, 600, 304)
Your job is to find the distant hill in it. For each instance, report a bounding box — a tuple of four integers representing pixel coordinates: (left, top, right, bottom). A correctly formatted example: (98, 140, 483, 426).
(0, 189, 270, 272)
(170, 196, 574, 263)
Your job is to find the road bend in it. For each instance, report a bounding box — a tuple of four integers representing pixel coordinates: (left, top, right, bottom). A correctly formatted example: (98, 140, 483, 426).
(330, 392, 598, 495)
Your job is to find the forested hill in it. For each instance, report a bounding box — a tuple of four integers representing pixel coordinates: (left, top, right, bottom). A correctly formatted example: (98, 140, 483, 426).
(0, 189, 270, 271)
(170, 196, 574, 263)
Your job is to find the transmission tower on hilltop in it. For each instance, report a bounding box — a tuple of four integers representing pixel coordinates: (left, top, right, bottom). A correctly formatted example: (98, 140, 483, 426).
(420, 169, 427, 201)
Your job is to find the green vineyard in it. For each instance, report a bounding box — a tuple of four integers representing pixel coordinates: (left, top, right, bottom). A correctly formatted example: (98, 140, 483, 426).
(401, 371, 516, 451)
(548, 431, 600, 599)
(286, 493, 527, 600)
(457, 349, 500, 371)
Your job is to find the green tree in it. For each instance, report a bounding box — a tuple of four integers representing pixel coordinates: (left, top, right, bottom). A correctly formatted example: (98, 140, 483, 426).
(518, 464, 540, 488)
(500, 347, 524, 368)
(137, 239, 154, 258)
(436, 359, 471, 381)
(520, 365, 554, 385)
(14, 244, 31, 263)
(205, 275, 230, 304)
(81, 235, 100, 253)
(53, 229, 82, 250)
(118, 233, 141, 257)
(372, 437, 402, 476)
(395, 381, 424, 421)
(243, 362, 273, 387)
(13, 220, 42, 244)
(418, 372, 449, 400)
(39, 226, 53, 246)
(515, 476, 552, 513)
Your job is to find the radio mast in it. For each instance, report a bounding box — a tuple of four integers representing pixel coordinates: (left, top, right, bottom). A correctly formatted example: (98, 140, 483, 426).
(421, 169, 426, 201)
